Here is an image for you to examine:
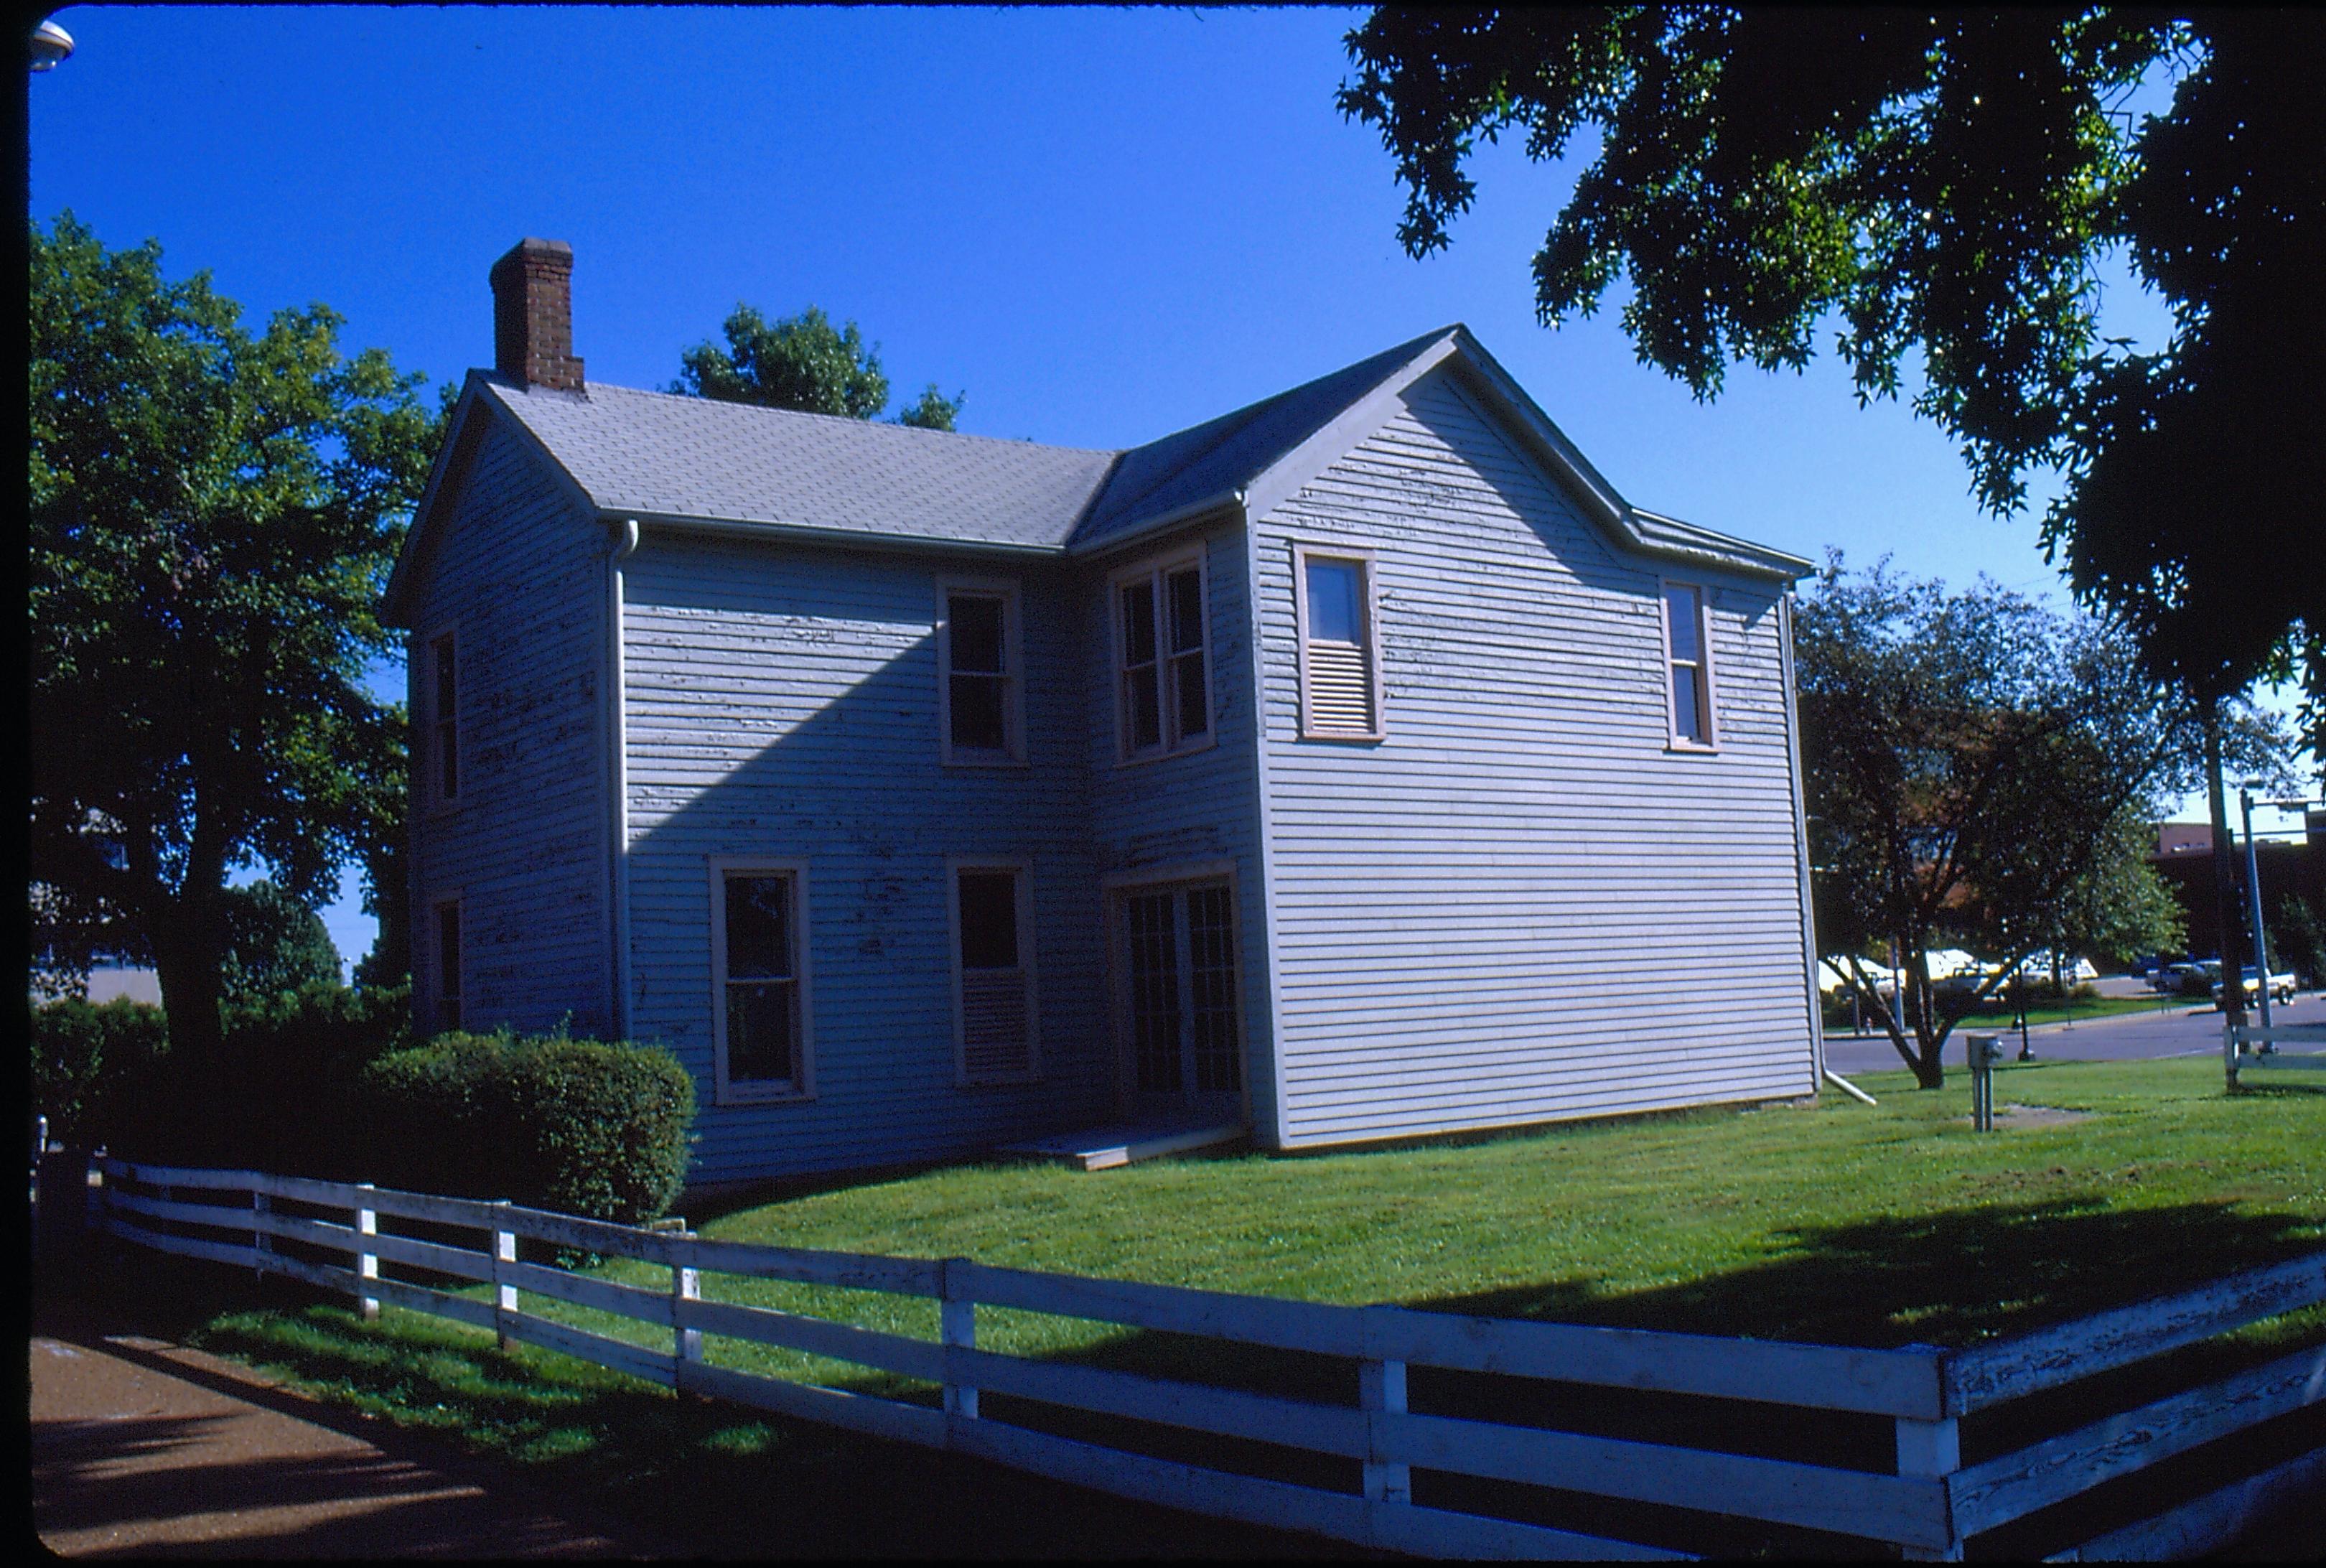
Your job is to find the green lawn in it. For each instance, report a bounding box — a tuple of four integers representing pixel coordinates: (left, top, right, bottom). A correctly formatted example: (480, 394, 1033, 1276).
(1826, 991, 2206, 1032)
(80, 1057, 2325, 1556)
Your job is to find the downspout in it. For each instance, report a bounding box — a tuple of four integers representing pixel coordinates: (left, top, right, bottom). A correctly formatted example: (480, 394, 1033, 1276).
(1779, 592, 1827, 1094)
(608, 518, 640, 1039)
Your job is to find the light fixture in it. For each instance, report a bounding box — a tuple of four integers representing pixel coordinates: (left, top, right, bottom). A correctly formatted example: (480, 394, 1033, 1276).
(29, 17, 73, 70)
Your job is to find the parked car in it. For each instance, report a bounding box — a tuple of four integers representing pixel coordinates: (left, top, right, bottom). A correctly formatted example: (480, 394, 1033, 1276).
(2241, 969, 2299, 1004)
(2169, 961, 2297, 1003)
(2013, 950, 2098, 984)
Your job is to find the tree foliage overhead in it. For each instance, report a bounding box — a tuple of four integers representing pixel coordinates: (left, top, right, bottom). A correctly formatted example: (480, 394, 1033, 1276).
(29, 212, 436, 1065)
(1794, 557, 2286, 1086)
(1339, 8, 2322, 732)
(219, 880, 345, 1011)
(673, 302, 965, 431)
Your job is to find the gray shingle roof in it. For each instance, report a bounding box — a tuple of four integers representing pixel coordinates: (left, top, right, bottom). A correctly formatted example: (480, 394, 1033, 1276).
(485, 380, 1117, 549)
(1070, 327, 1459, 549)
(477, 325, 1461, 554)
(403, 326, 1807, 605)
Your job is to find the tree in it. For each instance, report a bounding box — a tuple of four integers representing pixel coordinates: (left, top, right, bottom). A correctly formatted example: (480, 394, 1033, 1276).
(219, 881, 344, 1010)
(674, 302, 964, 430)
(1795, 559, 2264, 1086)
(29, 213, 436, 1070)
(1337, 9, 2322, 743)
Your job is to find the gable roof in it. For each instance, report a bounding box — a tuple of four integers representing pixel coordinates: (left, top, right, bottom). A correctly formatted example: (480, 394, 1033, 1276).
(386, 326, 1809, 622)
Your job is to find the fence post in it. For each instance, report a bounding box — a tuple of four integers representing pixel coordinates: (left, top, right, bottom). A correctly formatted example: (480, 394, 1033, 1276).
(354, 1183, 380, 1322)
(1360, 1355, 1411, 1508)
(252, 1185, 271, 1283)
(673, 1232, 701, 1394)
(492, 1201, 518, 1351)
(1896, 1414, 1962, 1560)
(2224, 1019, 2241, 1091)
(940, 1257, 978, 1423)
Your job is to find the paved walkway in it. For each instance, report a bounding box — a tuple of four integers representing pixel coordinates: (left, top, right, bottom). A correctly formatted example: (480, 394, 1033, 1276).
(31, 1290, 655, 1559)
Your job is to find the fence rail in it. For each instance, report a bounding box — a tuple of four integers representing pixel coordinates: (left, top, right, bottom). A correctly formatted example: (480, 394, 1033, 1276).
(2225, 1021, 2326, 1086)
(85, 1157, 2325, 1560)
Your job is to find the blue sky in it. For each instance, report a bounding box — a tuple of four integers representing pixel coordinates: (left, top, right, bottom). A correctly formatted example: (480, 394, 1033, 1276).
(31, 6, 2289, 974)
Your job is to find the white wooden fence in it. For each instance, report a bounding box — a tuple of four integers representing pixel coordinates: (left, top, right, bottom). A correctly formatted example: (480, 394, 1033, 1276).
(2225, 1020, 2326, 1087)
(89, 1157, 2326, 1560)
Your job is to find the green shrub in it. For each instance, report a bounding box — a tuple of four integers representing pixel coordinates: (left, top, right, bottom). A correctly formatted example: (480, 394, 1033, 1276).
(103, 981, 415, 1177)
(357, 1030, 696, 1227)
(29, 997, 169, 1148)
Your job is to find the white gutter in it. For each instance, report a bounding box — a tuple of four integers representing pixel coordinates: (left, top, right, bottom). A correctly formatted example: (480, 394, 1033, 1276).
(608, 518, 640, 1039)
(612, 509, 1064, 560)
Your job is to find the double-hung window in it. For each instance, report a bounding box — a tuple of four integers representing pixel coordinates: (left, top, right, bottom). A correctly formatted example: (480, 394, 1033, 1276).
(426, 629, 460, 804)
(1113, 554, 1210, 761)
(938, 580, 1024, 764)
(1294, 546, 1383, 739)
(951, 859, 1038, 1083)
(1662, 583, 1717, 748)
(711, 862, 814, 1102)
(431, 896, 463, 1035)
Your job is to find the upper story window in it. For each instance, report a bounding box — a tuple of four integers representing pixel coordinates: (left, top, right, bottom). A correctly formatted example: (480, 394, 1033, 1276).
(427, 630, 460, 803)
(1663, 583, 1717, 748)
(938, 580, 1025, 765)
(1294, 546, 1383, 740)
(711, 862, 815, 1102)
(1113, 553, 1210, 762)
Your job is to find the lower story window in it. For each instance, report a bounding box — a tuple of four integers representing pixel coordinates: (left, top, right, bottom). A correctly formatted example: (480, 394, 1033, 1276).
(433, 898, 462, 1035)
(953, 861, 1037, 1083)
(714, 864, 813, 1101)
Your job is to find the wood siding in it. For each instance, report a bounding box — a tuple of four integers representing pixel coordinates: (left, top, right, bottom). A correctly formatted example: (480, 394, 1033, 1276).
(1251, 369, 1816, 1147)
(1080, 526, 1278, 1139)
(406, 414, 614, 1037)
(620, 537, 1110, 1184)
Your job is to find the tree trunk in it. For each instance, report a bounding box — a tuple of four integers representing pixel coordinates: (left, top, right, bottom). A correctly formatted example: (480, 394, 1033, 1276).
(2201, 699, 2248, 1025)
(150, 909, 228, 1068)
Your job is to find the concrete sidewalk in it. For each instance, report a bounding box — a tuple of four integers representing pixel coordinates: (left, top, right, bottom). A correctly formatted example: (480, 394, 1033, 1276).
(31, 1290, 656, 1559)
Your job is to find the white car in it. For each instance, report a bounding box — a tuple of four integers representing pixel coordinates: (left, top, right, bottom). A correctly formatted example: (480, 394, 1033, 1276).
(2240, 969, 2299, 1005)
(2013, 951, 2099, 984)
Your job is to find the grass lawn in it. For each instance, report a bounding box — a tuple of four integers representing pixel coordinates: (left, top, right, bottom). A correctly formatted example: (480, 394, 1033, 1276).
(80, 1056, 2325, 1557)
(1826, 991, 2208, 1032)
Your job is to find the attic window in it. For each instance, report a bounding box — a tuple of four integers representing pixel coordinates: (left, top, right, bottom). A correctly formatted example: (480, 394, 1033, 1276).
(1663, 583, 1717, 749)
(1294, 546, 1383, 740)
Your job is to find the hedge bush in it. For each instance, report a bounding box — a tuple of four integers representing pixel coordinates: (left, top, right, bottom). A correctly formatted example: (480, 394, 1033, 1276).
(28, 997, 170, 1148)
(93, 981, 414, 1175)
(357, 1030, 696, 1228)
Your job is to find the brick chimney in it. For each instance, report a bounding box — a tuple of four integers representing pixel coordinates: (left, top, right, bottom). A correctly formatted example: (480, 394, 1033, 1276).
(489, 238, 584, 393)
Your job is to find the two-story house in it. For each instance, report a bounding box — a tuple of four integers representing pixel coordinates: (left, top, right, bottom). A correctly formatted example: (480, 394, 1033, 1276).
(383, 238, 1823, 1187)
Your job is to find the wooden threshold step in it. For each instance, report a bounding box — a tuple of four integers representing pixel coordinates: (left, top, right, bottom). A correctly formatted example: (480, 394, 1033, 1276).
(999, 1123, 1248, 1172)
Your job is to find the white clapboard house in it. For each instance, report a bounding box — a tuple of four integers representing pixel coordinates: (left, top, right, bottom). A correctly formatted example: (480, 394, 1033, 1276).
(383, 238, 1823, 1186)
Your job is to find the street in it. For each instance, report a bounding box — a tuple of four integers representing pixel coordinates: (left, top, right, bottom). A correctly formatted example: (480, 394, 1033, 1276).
(1821, 989, 2320, 1076)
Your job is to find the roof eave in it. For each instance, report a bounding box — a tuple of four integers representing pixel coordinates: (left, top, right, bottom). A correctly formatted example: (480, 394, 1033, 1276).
(607, 508, 1071, 559)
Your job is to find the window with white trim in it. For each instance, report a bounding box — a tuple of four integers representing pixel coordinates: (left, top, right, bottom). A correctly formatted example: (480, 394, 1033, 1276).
(427, 630, 461, 803)
(1663, 583, 1716, 747)
(431, 897, 463, 1035)
(951, 860, 1038, 1083)
(1294, 546, 1382, 739)
(711, 864, 813, 1101)
(1113, 554, 1210, 762)
(938, 582, 1024, 763)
